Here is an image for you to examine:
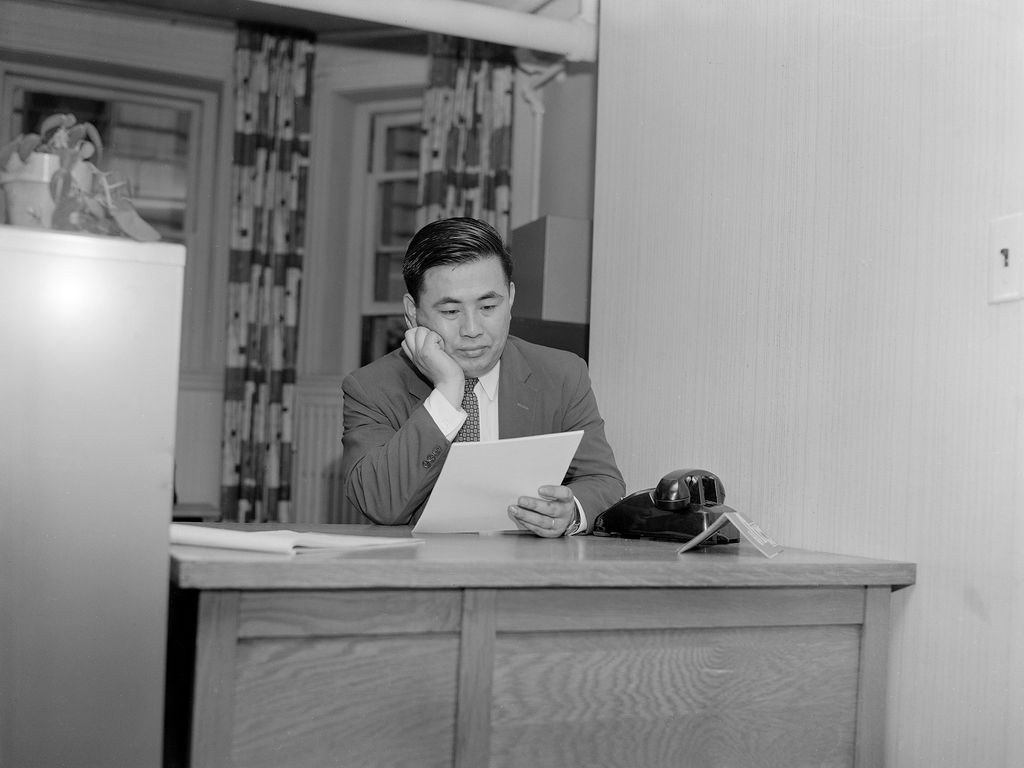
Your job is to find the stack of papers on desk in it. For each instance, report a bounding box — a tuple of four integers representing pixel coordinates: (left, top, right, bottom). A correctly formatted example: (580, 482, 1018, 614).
(170, 524, 422, 555)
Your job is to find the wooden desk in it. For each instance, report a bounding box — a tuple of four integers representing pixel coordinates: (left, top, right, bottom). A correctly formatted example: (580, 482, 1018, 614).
(166, 526, 914, 768)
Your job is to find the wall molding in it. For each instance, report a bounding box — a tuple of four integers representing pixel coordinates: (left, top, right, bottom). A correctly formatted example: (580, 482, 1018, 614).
(0, 1, 233, 78)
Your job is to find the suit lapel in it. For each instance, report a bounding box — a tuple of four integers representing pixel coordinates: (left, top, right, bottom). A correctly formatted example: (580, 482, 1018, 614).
(498, 338, 541, 438)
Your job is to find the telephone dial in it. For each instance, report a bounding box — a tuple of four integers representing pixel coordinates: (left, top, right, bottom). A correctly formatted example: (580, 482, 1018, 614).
(592, 469, 739, 545)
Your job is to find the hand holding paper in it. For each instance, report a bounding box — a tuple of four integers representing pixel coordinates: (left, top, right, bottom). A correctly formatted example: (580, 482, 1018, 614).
(508, 483, 578, 538)
(412, 431, 584, 534)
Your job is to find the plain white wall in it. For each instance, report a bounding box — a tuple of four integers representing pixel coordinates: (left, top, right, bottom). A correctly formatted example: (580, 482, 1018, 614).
(589, 1, 1024, 765)
(536, 64, 597, 221)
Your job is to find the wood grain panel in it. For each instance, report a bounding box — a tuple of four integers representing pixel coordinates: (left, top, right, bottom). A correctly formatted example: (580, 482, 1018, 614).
(172, 533, 914, 591)
(490, 625, 859, 768)
(496, 587, 864, 631)
(231, 635, 459, 768)
(854, 586, 891, 768)
(173, 553, 915, 591)
(190, 592, 239, 768)
(237, 589, 461, 637)
(454, 590, 497, 768)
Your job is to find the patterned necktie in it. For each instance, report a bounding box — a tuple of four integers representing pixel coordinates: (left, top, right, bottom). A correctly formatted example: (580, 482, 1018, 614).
(454, 378, 480, 442)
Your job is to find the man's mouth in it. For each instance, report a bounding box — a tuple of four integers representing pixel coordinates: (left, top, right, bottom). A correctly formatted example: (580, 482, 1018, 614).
(460, 347, 488, 358)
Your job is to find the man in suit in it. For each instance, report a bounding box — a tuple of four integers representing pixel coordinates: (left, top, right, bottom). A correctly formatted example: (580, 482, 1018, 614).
(341, 217, 624, 536)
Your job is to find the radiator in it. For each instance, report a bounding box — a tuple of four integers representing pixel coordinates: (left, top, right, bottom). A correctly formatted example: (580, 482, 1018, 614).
(292, 397, 350, 524)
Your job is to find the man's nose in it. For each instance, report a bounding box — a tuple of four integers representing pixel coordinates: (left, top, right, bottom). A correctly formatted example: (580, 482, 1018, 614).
(461, 310, 482, 336)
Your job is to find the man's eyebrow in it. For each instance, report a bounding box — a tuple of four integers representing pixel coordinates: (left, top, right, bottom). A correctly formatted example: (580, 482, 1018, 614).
(431, 295, 462, 307)
(432, 290, 504, 307)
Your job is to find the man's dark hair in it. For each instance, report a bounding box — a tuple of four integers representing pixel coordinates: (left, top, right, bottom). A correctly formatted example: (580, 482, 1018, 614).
(403, 217, 513, 301)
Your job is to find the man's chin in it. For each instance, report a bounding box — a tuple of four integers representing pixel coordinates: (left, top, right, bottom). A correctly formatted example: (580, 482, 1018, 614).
(460, 356, 497, 378)
(462, 365, 493, 379)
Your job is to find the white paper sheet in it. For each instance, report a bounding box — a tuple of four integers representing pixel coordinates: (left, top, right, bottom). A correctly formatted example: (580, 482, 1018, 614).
(412, 430, 584, 534)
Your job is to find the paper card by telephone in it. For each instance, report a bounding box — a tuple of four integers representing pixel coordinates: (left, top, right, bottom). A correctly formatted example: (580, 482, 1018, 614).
(676, 508, 783, 558)
(412, 430, 584, 534)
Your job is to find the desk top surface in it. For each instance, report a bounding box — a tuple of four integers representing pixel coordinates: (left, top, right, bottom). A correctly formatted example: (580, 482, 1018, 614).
(170, 524, 916, 591)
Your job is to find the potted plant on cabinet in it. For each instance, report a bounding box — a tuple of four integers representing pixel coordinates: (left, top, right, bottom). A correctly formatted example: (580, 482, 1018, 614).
(0, 112, 160, 241)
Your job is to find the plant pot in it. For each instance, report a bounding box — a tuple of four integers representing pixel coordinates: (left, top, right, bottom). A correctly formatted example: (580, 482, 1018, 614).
(0, 154, 93, 229)
(0, 153, 61, 228)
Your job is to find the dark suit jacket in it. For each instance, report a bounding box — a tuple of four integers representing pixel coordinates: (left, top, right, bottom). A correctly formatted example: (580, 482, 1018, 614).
(341, 336, 625, 528)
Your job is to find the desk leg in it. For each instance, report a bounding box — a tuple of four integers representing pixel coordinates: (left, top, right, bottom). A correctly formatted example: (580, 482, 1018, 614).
(454, 589, 496, 768)
(854, 586, 892, 768)
(190, 591, 240, 768)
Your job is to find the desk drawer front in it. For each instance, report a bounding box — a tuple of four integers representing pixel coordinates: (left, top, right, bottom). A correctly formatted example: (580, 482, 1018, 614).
(237, 589, 462, 637)
(496, 587, 864, 632)
(481, 588, 863, 767)
(490, 624, 859, 767)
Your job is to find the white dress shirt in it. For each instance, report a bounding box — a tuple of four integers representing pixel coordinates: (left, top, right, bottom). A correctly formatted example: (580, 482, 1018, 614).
(423, 363, 501, 442)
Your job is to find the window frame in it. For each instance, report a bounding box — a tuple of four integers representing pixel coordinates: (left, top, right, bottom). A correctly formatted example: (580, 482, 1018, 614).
(356, 99, 422, 319)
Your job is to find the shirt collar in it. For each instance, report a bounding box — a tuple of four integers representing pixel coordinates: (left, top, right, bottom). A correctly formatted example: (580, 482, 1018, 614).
(476, 361, 500, 402)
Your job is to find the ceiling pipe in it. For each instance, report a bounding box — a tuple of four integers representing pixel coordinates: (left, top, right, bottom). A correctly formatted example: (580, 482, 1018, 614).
(519, 61, 566, 221)
(260, 0, 598, 61)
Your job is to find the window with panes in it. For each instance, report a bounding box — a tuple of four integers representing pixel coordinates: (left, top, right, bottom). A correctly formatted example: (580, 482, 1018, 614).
(360, 108, 421, 364)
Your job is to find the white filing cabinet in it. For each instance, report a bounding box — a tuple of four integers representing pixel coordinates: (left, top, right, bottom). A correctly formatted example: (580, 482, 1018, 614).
(0, 226, 185, 768)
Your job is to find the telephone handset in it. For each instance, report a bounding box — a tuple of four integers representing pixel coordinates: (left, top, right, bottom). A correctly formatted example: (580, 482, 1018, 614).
(592, 469, 740, 545)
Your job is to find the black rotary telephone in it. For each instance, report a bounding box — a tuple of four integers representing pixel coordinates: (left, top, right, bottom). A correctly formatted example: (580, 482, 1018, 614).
(592, 469, 740, 545)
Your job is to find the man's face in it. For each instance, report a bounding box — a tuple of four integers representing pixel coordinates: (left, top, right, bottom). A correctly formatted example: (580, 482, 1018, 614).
(404, 255, 515, 379)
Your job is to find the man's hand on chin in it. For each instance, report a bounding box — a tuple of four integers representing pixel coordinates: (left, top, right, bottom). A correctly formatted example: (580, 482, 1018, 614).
(401, 326, 464, 406)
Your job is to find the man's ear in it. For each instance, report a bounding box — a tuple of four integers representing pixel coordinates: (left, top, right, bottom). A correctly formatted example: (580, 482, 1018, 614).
(508, 281, 515, 311)
(403, 293, 418, 329)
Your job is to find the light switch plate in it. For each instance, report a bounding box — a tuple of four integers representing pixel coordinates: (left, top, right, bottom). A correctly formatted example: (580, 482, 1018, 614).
(989, 213, 1024, 304)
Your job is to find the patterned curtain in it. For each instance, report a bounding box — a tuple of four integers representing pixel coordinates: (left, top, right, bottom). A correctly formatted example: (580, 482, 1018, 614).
(418, 34, 516, 240)
(220, 28, 315, 523)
